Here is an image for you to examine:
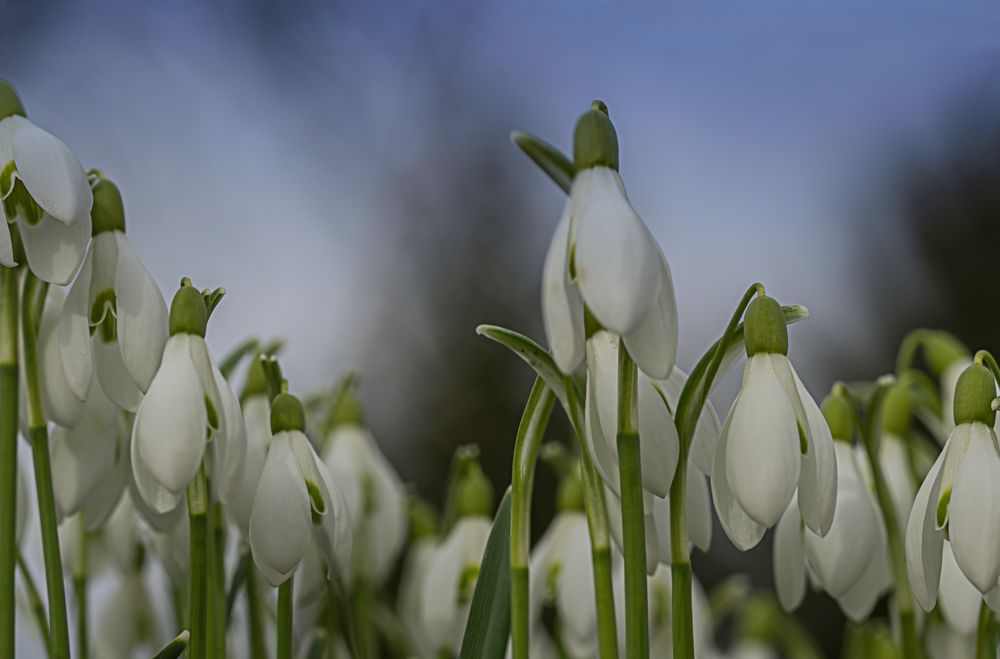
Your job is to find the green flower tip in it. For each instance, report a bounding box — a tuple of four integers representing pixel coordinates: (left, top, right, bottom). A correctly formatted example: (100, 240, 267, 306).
(240, 355, 269, 400)
(328, 373, 364, 429)
(574, 99, 619, 173)
(556, 468, 585, 513)
(925, 331, 969, 377)
(821, 392, 855, 443)
(168, 283, 208, 337)
(91, 178, 126, 235)
(744, 295, 788, 357)
(409, 497, 439, 541)
(270, 392, 306, 434)
(880, 383, 913, 436)
(454, 463, 494, 519)
(0, 80, 25, 121)
(953, 363, 996, 427)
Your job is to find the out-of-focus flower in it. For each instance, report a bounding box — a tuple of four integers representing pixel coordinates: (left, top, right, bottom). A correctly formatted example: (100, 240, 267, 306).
(398, 499, 439, 659)
(58, 178, 167, 411)
(541, 101, 677, 379)
(713, 295, 837, 551)
(230, 357, 271, 538)
(0, 80, 92, 284)
(93, 573, 159, 657)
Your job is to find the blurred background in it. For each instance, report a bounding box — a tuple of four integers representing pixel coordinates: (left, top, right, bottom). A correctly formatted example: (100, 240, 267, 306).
(4, 0, 1000, 655)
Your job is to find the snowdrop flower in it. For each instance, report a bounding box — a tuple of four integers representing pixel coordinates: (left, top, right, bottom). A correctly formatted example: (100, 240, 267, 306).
(541, 101, 677, 379)
(130, 281, 246, 515)
(148, 512, 189, 588)
(230, 356, 271, 537)
(322, 379, 408, 585)
(0, 80, 92, 284)
(420, 463, 494, 656)
(712, 295, 837, 551)
(937, 540, 985, 635)
(773, 395, 890, 621)
(250, 392, 351, 588)
(58, 495, 137, 581)
(398, 498, 440, 659)
(93, 572, 160, 657)
(908, 362, 1000, 603)
(925, 620, 975, 659)
(59, 178, 168, 411)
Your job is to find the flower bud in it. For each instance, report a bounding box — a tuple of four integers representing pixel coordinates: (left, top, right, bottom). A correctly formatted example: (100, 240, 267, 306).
(0, 80, 25, 120)
(924, 331, 968, 377)
(328, 374, 364, 429)
(270, 392, 306, 434)
(90, 179, 126, 235)
(881, 384, 912, 436)
(573, 100, 619, 172)
(744, 295, 788, 357)
(409, 498, 439, 542)
(168, 284, 208, 337)
(953, 363, 996, 427)
(821, 392, 855, 443)
(454, 463, 494, 519)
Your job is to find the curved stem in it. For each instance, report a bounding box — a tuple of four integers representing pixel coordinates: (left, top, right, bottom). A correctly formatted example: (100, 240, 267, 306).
(187, 467, 209, 659)
(617, 342, 647, 659)
(0, 267, 18, 659)
(277, 578, 294, 659)
(976, 598, 994, 659)
(670, 283, 764, 659)
(510, 378, 555, 659)
(17, 551, 51, 657)
(21, 272, 70, 659)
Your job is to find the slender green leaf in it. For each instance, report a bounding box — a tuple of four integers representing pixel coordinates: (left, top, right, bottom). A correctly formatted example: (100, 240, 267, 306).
(510, 131, 573, 194)
(476, 325, 568, 406)
(217, 337, 259, 379)
(152, 631, 190, 659)
(459, 488, 513, 659)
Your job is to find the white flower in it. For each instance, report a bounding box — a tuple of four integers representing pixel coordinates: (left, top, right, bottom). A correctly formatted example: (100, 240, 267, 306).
(420, 515, 492, 655)
(0, 86, 92, 284)
(937, 540, 985, 635)
(230, 393, 270, 537)
(58, 494, 137, 580)
(323, 423, 408, 585)
(858, 433, 916, 535)
(130, 332, 245, 515)
(249, 427, 351, 588)
(93, 573, 159, 657)
(148, 512, 189, 588)
(58, 181, 168, 411)
(773, 441, 890, 621)
(542, 163, 677, 378)
(712, 352, 837, 550)
(398, 536, 438, 659)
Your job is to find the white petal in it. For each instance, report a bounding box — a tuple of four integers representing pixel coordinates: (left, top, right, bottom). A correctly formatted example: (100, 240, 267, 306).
(148, 513, 189, 584)
(131, 335, 206, 512)
(622, 247, 678, 380)
(51, 401, 118, 517)
(209, 361, 246, 505)
(880, 433, 918, 536)
(948, 426, 1000, 594)
(554, 515, 597, 645)
(38, 291, 85, 427)
(0, 222, 13, 268)
(572, 167, 661, 335)
(230, 395, 270, 537)
(685, 465, 712, 552)
(113, 232, 167, 392)
(585, 376, 620, 493)
(94, 338, 143, 411)
(19, 212, 90, 284)
(249, 432, 312, 587)
(836, 526, 890, 623)
(939, 541, 983, 635)
(187, 336, 222, 435)
(289, 431, 351, 578)
(711, 400, 766, 550)
(541, 202, 584, 373)
(906, 449, 946, 611)
(637, 379, 678, 498)
(10, 116, 91, 225)
(773, 499, 806, 612)
(57, 250, 93, 403)
(726, 355, 800, 527)
(788, 365, 837, 537)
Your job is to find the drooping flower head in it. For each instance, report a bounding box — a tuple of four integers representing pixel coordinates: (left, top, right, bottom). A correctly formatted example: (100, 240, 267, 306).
(130, 280, 245, 516)
(229, 355, 272, 538)
(0, 80, 92, 284)
(59, 178, 168, 412)
(908, 362, 1000, 603)
(542, 100, 677, 380)
(713, 294, 837, 551)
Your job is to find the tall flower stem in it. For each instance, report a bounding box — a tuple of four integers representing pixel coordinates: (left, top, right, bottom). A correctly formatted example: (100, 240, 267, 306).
(207, 502, 227, 659)
(617, 342, 647, 659)
(277, 578, 294, 659)
(187, 466, 209, 659)
(74, 523, 89, 659)
(0, 267, 18, 659)
(841, 379, 921, 659)
(244, 554, 268, 659)
(21, 272, 71, 659)
(976, 599, 994, 659)
(670, 283, 765, 659)
(17, 551, 51, 657)
(510, 378, 556, 659)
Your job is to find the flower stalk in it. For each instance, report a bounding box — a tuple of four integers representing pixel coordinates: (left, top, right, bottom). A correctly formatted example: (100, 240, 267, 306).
(277, 578, 294, 659)
(16, 551, 51, 657)
(976, 599, 994, 659)
(187, 465, 209, 659)
(74, 524, 88, 659)
(0, 267, 18, 659)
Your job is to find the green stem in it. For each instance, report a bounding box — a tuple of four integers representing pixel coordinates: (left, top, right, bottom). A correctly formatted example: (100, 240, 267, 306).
(187, 467, 209, 659)
(22, 271, 69, 659)
(510, 378, 556, 659)
(617, 341, 647, 659)
(75, 523, 88, 659)
(843, 379, 922, 659)
(17, 551, 51, 657)
(354, 580, 376, 659)
(207, 502, 226, 658)
(0, 267, 18, 659)
(277, 578, 294, 659)
(976, 599, 994, 659)
(670, 283, 764, 659)
(245, 555, 269, 659)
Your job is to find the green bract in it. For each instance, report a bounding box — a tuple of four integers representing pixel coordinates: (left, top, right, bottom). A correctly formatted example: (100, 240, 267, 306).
(744, 295, 788, 357)
(409, 498, 439, 541)
(573, 100, 619, 172)
(880, 384, 912, 436)
(91, 179, 126, 235)
(455, 463, 495, 519)
(0, 81, 25, 120)
(168, 284, 208, 337)
(270, 392, 306, 434)
(821, 392, 855, 443)
(924, 330, 968, 377)
(953, 363, 996, 427)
